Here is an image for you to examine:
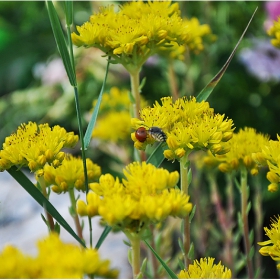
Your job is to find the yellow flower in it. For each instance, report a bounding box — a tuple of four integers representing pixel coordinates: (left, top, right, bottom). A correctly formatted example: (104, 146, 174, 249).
(77, 161, 192, 232)
(258, 215, 280, 269)
(267, 17, 280, 48)
(0, 122, 78, 174)
(217, 127, 269, 174)
(71, 1, 214, 72)
(43, 154, 101, 193)
(122, 161, 180, 199)
(0, 233, 118, 278)
(178, 257, 231, 279)
(132, 96, 234, 161)
(252, 134, 280, 192)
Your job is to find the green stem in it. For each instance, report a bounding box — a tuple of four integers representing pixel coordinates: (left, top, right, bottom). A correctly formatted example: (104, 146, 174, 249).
(240, 166, 254, 278)
(126, 231, 141, 278)
(225, 173, 235, 276)
(73, 86, 92, 247)
(253, 175, 263, 278)
(180, 155, 192, 268)
(37, 176, 55, 231)
(167, 60, 179, 100)
(130, 70, 141, 119)
(69, 188, 84, 241)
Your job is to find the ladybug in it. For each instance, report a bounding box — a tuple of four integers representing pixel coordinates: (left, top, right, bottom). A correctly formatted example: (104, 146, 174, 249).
(135, 126, 167, 143)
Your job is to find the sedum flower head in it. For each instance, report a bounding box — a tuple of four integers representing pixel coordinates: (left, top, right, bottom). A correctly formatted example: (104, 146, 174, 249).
(0, 233, 118, 278)
(217, 127, 269, 175)
(71, 1, 214, 72)
(258, 215, 280, 269)
(131, 96, 234, 161)
(178, 257, 231, 279)
(252, 134, 280, 192)
(43, 154, 101, 193)
(77, 161, 192, 232)
(91, 87, 147, 143)
(267, 17, 280, 48)
(0, 122, 78, 175)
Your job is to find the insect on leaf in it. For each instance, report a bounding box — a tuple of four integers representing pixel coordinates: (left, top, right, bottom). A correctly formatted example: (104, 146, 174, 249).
(196, 7, 258, 103)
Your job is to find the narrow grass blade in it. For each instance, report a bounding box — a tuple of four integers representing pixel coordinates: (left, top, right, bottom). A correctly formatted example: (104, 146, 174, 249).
(95, 225, 112, 249)
(64, 1, 73, 26)
(83, 58, 111, 149)
(46, 1, 77, 87)
(146, 143, 166, 167)
(196, 7, 258, 102)
(7, 166, 86, 248)
(144, 240, 178, 279)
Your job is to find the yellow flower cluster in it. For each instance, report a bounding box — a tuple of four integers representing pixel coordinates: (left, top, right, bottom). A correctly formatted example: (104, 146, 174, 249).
(253, 134, 280, 192)
(0, 122, 78, 175)
(0, 233, 118, 278)
(178, 257, 231, 279)
(91, 87, 147, 142)
(159, 17, 215, 59)
(71, 1, 213, 72)
(76, 161, 192, 232)
(258, 215, 280, 269)
(43, 154, 101, 193)
(217, 127, 269, 175)
(131, 96, 234, 161)
(267, 17, 280, 48)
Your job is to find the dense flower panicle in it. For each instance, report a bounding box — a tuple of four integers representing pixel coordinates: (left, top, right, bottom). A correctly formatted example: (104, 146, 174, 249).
(177, 257, 232, 279)
(217, 127, 270, 175)
(267, 17, 280, 48)
(91, 87, 147, 142)
(0, 233, 118, 278)
(253, 134, 280, 192)
(43, 154, 101, 193)
(131, 96, 234, 161)
(0, 122, 78, 174)
(258, 215, 280, 269)
(77, 161, 192, 231)
(71, 1, 213, 71)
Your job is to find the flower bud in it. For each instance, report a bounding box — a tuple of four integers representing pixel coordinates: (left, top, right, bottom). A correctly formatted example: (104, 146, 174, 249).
(222, 131, 233, 142)
(267, 171, 279, 183)
(268, 183, 279, 193)
(218, 163, 231, 173)
(163, 149, 175, 161)
(76, 200, 88, 216)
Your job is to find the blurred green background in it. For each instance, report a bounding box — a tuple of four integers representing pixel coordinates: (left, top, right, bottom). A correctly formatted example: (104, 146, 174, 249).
(1, 1, 280, 278)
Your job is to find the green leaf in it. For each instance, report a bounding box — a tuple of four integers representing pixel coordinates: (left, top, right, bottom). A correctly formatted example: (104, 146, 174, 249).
(187, 242, 195, 261)
(7, 166, 86, 247)
(83, 58, 111, 149)
(46, 1, 76, 86)
(144, 240, 178, 279)
(189, 204, 196, 223)
(146, 143, 166, 167)
(95, 225, 112, 249)
(196, 7, 258, 102)
(177, 257, 185, 270)
(64, 1, 73, 26)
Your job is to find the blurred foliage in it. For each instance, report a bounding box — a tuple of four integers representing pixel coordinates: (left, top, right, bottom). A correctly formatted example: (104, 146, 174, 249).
(1, 1, 280, 277)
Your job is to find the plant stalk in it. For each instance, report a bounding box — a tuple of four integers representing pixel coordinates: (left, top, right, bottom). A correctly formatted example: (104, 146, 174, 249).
(180, 156, 191, 268)
(37, 176, 55, 231)
(240, 166, 254, 278)
(69, 188, 84, 241)
(126, 231, 141, 278)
